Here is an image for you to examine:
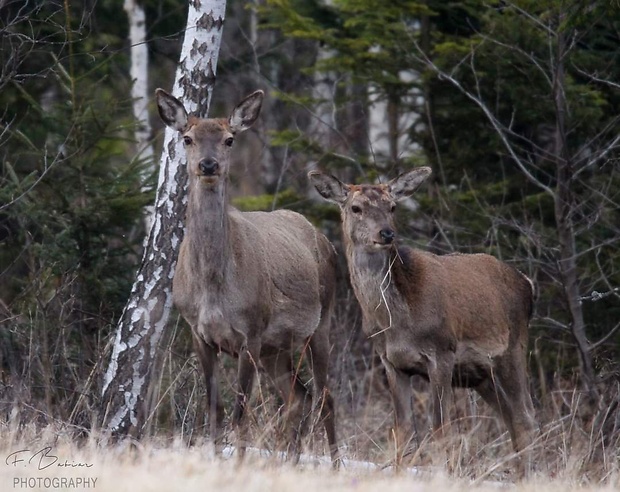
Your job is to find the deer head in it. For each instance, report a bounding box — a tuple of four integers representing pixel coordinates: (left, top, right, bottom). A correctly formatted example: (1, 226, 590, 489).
(309, 167, 432, 251)
(156, 89, 264, 188)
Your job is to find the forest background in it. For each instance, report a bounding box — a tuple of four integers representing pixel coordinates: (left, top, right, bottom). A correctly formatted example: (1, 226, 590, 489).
(0, 0, 619, 483)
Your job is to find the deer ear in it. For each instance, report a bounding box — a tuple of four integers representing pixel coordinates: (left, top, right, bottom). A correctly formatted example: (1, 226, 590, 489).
(229, 90, 264, 133)
(308, 171, 350, 205)
(156, 88, 188, 132)
(388, 167, 432, 201)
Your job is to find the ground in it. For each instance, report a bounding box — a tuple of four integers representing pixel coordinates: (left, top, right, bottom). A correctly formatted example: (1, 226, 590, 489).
(1, 432, 618, 492)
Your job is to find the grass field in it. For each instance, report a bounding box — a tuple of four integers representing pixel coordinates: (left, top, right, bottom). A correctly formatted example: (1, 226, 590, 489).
(1, 443, 618, 492)
(2, 315, 619, 491)
(1, 425, 618, 492)
(2, 362, 619, 491)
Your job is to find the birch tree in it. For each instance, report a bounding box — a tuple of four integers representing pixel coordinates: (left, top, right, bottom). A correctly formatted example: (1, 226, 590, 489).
(124, 0, 155, 230)
(101, 0, 227, 439)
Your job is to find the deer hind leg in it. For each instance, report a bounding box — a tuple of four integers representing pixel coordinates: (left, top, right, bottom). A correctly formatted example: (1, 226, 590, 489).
(381, 358, 415, 466)
(476, 356, 536, 478)
(261, 349, 311, 462)
(308, 333, 340, 467)
(192, 332, 224, 447)
(232, 341, 261, 461)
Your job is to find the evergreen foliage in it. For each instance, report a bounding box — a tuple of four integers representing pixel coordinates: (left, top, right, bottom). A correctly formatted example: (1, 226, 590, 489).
(0, 0, 155, 420)
(0, 1, 618, 474)
(262, 0, 620, 378)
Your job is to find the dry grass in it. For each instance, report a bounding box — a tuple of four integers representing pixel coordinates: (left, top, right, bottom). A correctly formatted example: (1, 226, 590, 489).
(142, 331, 620, 484)
(2, 307, 619, 489)
(2, 370, 619, 491)
(1, 425, 618, 492)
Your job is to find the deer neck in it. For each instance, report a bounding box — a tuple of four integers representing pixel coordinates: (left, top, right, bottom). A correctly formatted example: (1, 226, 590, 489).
(346, 242, 403, 308)
(185, 179, 232, 282)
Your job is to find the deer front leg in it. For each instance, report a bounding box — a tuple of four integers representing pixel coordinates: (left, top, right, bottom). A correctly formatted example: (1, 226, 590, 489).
(232, 340, 261, 460)
(192, 332, 223, 447)
(381, 357, 415, 465)
(424, 351, 456, 473)
(427, 351, 455, 439)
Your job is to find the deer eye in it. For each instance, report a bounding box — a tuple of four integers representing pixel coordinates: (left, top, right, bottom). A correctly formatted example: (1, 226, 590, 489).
(351, 205, 362, 214)
(390, 204, 396, 213)
(183, 136, 193, 146)
(225, 137, 234, 147)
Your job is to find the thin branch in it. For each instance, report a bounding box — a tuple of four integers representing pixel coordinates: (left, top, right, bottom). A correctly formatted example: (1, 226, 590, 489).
(590, 321, 620, 351)
(475, 33, 553, 88)
(572, 65, 620, 90)
(0, 147, 63, 212)
(503, 1, 555, 36)
(407, 38, 556, 198)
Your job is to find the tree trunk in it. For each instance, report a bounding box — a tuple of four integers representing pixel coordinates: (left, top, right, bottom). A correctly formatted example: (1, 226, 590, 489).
(551, 23, 598, 398)
(311, 45, 337, 150)
(347, 81, 369, 162)
(387, 92, 399, 163)
(100, 0, 227, 439)
(124, 0, 155, 230)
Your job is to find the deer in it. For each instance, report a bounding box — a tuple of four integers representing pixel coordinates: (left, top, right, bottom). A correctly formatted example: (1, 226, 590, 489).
(309, 167, 536, 475)
(155, 88, 339, 465)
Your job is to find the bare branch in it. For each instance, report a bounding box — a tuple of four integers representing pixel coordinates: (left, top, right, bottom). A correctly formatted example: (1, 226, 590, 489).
(572, 65, 620, 90)
(591, 321, 620, 351)
(503, 1, 555, 36)
(406, 37, 556, 198)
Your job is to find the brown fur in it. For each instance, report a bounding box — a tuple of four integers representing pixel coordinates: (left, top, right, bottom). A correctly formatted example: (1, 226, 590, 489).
(309, 168, 536, 474)
(157, 89, 339, 465)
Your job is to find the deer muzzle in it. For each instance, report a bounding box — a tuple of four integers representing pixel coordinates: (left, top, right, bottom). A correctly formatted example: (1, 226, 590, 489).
(198, 157, 220, 176)
(379, 228, 395, 244)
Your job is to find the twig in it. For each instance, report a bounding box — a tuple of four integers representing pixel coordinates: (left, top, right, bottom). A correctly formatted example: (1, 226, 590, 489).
(370, 252, 401, 338)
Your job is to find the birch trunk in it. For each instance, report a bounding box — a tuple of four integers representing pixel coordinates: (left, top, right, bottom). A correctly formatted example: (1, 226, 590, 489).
(124, 0, 155, 230)
(311, 46, 337, 150)
(101, 0, 227, 439)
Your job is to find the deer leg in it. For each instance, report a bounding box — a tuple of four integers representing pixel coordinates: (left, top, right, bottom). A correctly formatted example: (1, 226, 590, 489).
(477, 357, 536, 477)
(192, 332, 223, 446)
(261, 350, 311, 463)
(232, 341, 260, 460)
(308, 334, 340, 467)
(381, 358, 415, 465)
(425, 353, 456, 473)
(427, 353, 455, 439)
(503, 355, 536, 461)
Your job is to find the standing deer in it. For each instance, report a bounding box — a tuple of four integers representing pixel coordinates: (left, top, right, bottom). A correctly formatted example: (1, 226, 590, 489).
(156, 88, 339, 465)
(309, 167, 536, 473)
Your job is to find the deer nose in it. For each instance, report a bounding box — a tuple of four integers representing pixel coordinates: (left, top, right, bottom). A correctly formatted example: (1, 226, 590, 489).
(198, 158, 219, 176)
(380, 228, 395, 244)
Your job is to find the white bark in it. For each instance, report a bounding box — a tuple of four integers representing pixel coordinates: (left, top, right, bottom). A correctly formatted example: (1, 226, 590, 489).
(367, 70, 421, 161)
(124, 0, 155, 230)
(102, 0, 227, 438)
(124, 0, 152, 157)
(311, 46, 337, 147)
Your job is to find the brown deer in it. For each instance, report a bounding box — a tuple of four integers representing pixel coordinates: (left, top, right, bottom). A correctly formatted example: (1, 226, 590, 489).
(156, 88, 339, 465)
(309, 167, 536, 473)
